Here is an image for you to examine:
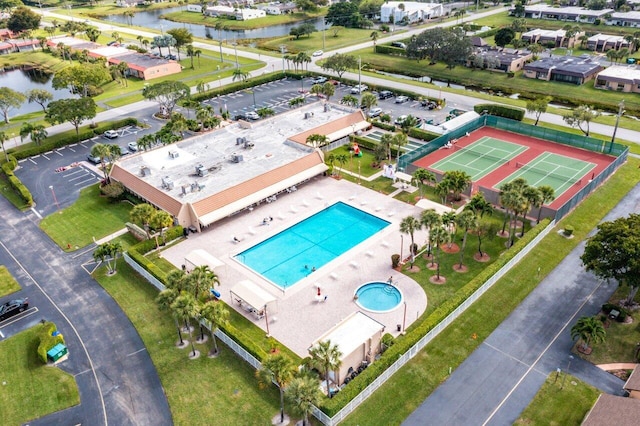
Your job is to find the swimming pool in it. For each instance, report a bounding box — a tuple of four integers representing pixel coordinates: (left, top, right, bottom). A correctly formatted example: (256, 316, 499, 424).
(235, 202, 389, 289)
(355, 282, 403, 313)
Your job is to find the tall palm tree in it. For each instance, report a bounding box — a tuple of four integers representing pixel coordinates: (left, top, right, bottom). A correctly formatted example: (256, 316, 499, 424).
(130, 203, 157, 240)
(420, 209, 441, 259)
(321, 82, 335, 101)
(455, 210, 477, 269)
(441, 170, 472, 202)
(171, 292, 199, 357)
(399, 215, 421, 264)
(392, 132, 408, 165)
(442, 211, 457, 247)
(198, 300, 229, 355)
(188, 265, 219, 300)
(464, 192, 493, 218)
(536, 185, 556, 223)
(156, 289, 184, 346)
(309, 340, 342, 398)
(232, 68, 249, 84)
(257, 353, 296, 424)
(370, 30, 379, 51)
(380, 133, 394, 162)
(571, 316, 606, 352)
(90, 143, 115, 182)
(335, 154, 348, 177)
(521, 186, 542, 236)
(431, 226, 449, 280)
(285, 376, 322, 426)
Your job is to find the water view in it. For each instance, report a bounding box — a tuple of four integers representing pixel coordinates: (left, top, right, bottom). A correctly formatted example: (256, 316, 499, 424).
(102, 7, 325, 41)
(0, 68, 75, 118)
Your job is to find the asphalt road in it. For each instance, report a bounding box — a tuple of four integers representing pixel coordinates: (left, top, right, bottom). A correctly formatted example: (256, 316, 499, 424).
(403, 182, 640, 425)
(0, 195, 171, 425)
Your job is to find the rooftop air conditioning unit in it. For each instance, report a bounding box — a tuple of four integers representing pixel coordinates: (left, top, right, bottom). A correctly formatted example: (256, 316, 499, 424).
(196, 165, 208, 177)
(181, 185, 188, 196)
(304, 112, 311, 119)
(236, 137, 243, 145)
(140, 166, 151, 176)
(324, 104, 331, 112)
(231, 154, 243, 163)
(162, 176, 174, 190)
(169, 150, 179, 158)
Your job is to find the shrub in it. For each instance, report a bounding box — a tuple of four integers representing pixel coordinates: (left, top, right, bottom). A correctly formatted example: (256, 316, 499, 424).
(601, 303, 618, 315)
(474, 104, 525, 121)
(617, 309, 628, 322)
(563, 225, 574, 237)
(391, 254, 400, 268)
(371, 120, 396, 132)
(37, 321, 65, 364)
(408, 127, 439, 142)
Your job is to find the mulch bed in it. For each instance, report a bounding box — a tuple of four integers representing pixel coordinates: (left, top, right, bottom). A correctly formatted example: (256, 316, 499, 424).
(429, 275, 446, 285)
(452, 264, 468, 273)
(474, 252, 491, 262)
(441, 243, 460, 254)
(405, 265, 421, 273)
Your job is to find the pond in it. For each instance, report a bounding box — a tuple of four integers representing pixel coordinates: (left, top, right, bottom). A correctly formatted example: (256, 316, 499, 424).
(102, 7, 325, 41)
(0, 68, 75, 118)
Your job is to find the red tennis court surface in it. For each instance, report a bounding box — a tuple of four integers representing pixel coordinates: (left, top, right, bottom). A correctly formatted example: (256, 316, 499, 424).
(413, 127, 615, 209)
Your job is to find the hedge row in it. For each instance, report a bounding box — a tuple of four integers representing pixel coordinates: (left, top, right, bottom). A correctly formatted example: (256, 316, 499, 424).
(474, 103, 525, 121)
(9, 118, 138, 161)
(321, 219, 551, 415)
(374, 45, 407, 56)
(371, 121, 396, 132)
(2, 155, 33, 207)
(408, 127, 439, 142)
(37, 321, 65, 364)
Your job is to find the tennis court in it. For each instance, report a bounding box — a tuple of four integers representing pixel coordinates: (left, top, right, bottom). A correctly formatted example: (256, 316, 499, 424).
(497, 152, 596, 196)
(430, 137, 528, 180)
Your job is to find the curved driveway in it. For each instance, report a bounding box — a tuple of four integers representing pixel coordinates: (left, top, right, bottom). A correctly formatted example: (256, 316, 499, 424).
(0, 196, 171, 425)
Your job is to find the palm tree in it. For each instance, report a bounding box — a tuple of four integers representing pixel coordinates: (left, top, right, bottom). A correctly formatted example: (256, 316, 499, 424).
(441, 170, 471, 202)
(257, 353, 296, 424)
(400, 215, 421, 264)
(232, 68, 249, 84)
(431, 226, 449, 280)
(156, 289, 184, 346)
(455, 210, 477, 269)
(360, 92, 378, 110)
(420, 209, 441, 259)
(296, 51, 311, 72)
(521, 186, 542, 236)
(442, 211, 457, 248)
(370, 31, 379, 51)
(335, 154, 348, 177)
(171, 292, 199, 357)
(465, 192, 493, 218)
(380, 133, 394, 162)
(340, 94, 358, 107)
(435, 180, 450, 204)
(90, 143, 115, 182)
(310, 83, 323, 98)
(188, 265, 219, 300)
(412, 168, 436, 199)
(321, 82, 335, 102)
(166, 269, 190, 293)
(198, 300, 229, 355)
(536, 185, 555, 223)
(306, 133, 328, 148)
(309, 340, 342, 398)
(570, 316, 606, 352)
(392, 132, 408, 165)
(130, 203, 157, 240)
(285, 376, 322, 426)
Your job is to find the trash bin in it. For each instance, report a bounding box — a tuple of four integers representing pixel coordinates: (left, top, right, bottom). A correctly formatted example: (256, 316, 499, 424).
(47, 343, 68, 362)
(397, 324, 401, 332)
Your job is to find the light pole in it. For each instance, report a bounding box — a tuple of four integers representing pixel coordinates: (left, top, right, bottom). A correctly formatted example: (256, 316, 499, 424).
(233, 37, 239, 68)
(402, 301, 407, 334)
(49, 185, 60, 210)
(561, 355, 574, 389)
(322, 18, 326, 50)
(358, 56, 362, 99)
(609, 99, 624, 153)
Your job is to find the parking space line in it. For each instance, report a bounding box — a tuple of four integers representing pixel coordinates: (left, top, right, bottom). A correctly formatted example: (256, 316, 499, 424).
(0, 307, 39, 328)
(75, 177, 99, 186)
(64, 169, 86, 177)
(69, 172, 90, 182)
(0, 329, 4, 338)
(30, 207, 42, 219)
(28, 158, 38, 164)
(54, 150, 64, 156)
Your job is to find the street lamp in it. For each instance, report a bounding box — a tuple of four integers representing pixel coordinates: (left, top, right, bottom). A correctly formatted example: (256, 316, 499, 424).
(49, 185, 60, 210)
(322, 18, 326, 50)
(561, 355, 574, 389)
(609, 99, 624, 153)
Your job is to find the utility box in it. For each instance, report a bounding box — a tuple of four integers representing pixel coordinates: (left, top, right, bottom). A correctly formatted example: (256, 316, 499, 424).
(47, 343, 68, 363)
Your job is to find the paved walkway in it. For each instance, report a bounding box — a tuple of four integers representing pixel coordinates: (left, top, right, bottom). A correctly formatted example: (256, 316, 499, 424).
(597, 363, 639, 371)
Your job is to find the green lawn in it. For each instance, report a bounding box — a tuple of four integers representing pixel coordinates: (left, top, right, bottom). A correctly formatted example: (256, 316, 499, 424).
(0, 265, 21, 297)
(340, 158, 640, 425)
(259, 27, 379, 54)
(327, 145, 380, 177)
(40, 185, 133, 251)
(94, 261, 282, 425)
(515, 373, 600, 426)
(0, 326, 79, 425)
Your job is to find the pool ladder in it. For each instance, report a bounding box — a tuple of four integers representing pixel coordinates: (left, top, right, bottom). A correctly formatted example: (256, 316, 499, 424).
(384, 285, 395, 293)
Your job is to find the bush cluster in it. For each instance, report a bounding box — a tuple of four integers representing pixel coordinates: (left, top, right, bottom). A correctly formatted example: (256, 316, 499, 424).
(374, 45, 406, 56)
(1, 155, 33, 206)
(474, 103, 525, 121)
(126, 226, 185, 284)
(37, 321, 65, 364)
(321, 219, 551, 415)
(408, 127, 439, 142)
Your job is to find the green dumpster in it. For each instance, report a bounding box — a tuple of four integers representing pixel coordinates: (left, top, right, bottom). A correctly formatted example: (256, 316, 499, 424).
(47, 343, 68, 362)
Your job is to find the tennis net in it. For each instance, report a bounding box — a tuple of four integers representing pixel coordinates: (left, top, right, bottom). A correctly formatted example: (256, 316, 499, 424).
(454, 145, 510, 164)
(515, 162, 582, 184)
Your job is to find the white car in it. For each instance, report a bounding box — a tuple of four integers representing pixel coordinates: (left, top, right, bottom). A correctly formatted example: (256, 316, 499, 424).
(367, 107, 383, 118)
(395, 95, 410, 104)
(312, 50, 323, 57)
(103, 130, 118, 139)
(311, 76, 327, 84)
(128, 142, 138, 152)
(245, 111, 260, 120)
(350, 84, 368, 94)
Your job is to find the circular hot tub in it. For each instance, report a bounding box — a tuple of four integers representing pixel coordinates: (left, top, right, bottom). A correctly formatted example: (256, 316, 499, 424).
(354, 282, 403, 313)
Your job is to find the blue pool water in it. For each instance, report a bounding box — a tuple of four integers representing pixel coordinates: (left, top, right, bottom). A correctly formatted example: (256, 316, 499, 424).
(235, 202, 389, 289)
(355, 282, 403, 313)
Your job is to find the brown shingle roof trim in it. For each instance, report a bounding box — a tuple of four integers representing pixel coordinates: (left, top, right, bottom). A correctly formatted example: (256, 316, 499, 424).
(625, 365, 640, 391)
(110, 163, 184, 216)
(289, 110, 367, 145)
(192, 151, 324, 216)
(582, 394, 640, 426)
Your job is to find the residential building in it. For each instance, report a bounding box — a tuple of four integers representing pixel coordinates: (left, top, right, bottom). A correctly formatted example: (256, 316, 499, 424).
(625, 365, 640, 398)
(586, 34, 632, 51)
(606, 11, 640, 27)
(235, 8, 266, 20)
(519, 5, 613, 24)
(521, 28, 584, 48)
(263, 2, 296, 15)
(468, 48, 533, 73)
(523, 55, 604, 84)
(380, 2, 444, 24)
(582, 394, 640, 426)
(186, 4, 203, 13)
(204, 5, 266, 20)
(116, 0, 146, 6)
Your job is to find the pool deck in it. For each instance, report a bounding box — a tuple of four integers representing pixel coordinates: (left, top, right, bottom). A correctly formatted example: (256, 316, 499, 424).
(161, 176, 429, 358)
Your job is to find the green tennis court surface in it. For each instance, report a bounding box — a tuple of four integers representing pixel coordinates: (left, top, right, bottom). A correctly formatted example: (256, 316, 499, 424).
(497, 152, 596, 196)
(430, 137, 528, 180)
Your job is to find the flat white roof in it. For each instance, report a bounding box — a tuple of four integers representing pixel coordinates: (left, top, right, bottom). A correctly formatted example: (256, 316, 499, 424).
(310, 311, 384, 359)
(381, 1, 441, 11)
(597, 65, 640, 80)
(522, 28, 566, 38)
(90, 46, 132, 57)
(588, 33, 627, 42)
(524, 4, 613, 16)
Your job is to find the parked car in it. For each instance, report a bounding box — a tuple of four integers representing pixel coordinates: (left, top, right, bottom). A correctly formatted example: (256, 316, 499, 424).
(87, 154, 102, 164)
(119, 146, 130, 156)
(350, 84, 368, 94)
(395, 95, 410, 104)
(391, 41, 407, 49)
(245, 111, 260, 120)
(367, 107, 383, 118)
(311, 76, 327, 84)
(378, 90, 394, 100)
(395, 115, 422, 127)
(128, 142, 138, 152)
(103, 130, 118, 139)
(0, 298, 29, 321)
(421, 100, 438, 110)
(312, 50, 324, 57)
